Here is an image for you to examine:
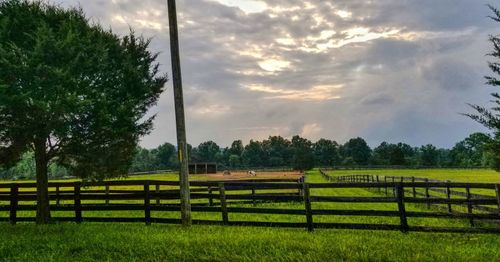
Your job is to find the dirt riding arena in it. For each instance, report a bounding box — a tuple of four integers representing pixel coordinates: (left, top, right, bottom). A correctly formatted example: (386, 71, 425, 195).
(193, 171, 304, 181)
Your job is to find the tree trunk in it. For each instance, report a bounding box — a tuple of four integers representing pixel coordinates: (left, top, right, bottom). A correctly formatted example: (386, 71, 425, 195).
(34, 139, 51, 224)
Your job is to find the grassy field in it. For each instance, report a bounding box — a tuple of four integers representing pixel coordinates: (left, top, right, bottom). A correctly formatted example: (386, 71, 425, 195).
(325, 168, 500, 183)
(0, 169, 499, 261)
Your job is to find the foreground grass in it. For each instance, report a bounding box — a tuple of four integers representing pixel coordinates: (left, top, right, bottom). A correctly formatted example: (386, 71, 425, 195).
(0, 169, 499, 261)
(0, 223, 499, 262)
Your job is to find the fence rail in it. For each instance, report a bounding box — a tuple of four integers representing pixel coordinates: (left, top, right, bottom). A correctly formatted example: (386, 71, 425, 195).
(320, 170, 500, 221)
(1, 176, 499, 234)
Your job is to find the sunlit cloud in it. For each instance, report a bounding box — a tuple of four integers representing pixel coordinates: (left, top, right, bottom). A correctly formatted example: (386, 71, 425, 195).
(306, 30, 337, 41)
(258, 59, 292, 72)
(276, 37, 297, 46)
(191, 104, 231, 116)
(301, 123, 323, 138)
(244, 84, 343, 102)
(300, 27, 404, 53)
(335, 10, 352, 19)
(111, 14, 162, 30)
(211, 0, 267, 14)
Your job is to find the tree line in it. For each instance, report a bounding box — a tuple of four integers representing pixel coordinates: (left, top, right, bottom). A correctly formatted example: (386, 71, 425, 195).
(2, 132, 493, 180)
(3, 131, 494, 179)
(131, 132, 493, 172)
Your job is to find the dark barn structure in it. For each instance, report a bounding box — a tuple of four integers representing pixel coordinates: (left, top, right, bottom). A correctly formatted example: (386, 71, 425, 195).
(189, 162, 217, 174)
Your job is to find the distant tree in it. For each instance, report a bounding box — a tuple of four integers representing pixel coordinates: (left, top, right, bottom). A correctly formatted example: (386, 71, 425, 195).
(262, 136, 291, 167)
(450, 133, 492, 167)
(130, 148, 156, 172)
(290, 135, 314, 171)
(0, 1, 166, 223)
(372, 142, 412, 166)
(155, 143, 177, 169)
(242, 140, 266, 167)
(228, 140, 244, 156)
(467, 5, 500, 171)
(228, 154, 241, 168)
(313, 139, 340, 167)
(372, 142, 392, 166)
(193, 141, 220, 162)
(341, 157, 356, 166)
(341, 138, 372, 165)
(437, 148, 452, 167)
(419, 144, 439, 167)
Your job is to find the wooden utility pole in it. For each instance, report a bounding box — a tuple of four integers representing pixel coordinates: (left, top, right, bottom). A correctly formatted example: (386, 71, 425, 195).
(167, 0, 191, 226)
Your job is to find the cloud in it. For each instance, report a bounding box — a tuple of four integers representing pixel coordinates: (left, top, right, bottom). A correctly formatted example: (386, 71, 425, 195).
(244, 84, 342, 101)
(57, 0, 493, 148)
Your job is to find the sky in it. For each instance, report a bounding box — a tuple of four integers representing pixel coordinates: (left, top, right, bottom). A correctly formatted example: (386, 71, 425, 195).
(58, 0, 497, 149)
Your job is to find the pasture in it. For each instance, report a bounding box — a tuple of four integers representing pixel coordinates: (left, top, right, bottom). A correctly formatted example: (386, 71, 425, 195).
(325, 168, 500, 183)
(0, 169, 499, 261)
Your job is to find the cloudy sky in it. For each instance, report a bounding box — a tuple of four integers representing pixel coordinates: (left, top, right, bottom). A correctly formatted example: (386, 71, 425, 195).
(59, 0, 496, 148)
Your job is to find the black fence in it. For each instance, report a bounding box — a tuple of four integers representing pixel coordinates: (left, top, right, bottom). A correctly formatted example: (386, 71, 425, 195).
(0, 176, 499, 234)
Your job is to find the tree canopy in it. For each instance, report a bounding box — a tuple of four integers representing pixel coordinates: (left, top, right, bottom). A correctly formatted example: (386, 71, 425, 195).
(0, 0, 166, 223)
(467, 5, 500, 171)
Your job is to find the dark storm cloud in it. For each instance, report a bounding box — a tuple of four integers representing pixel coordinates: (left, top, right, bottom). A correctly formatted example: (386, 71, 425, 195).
(56, 0, 494, 148)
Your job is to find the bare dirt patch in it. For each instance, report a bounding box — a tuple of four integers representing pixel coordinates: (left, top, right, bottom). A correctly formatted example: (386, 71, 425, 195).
(192, 171, 303, 181)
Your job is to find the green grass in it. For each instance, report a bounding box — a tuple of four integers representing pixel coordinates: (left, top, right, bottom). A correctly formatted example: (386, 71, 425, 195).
(325, 168, 500, 183)
(0, 169, 499, 261)
(1, 223, 499, 262)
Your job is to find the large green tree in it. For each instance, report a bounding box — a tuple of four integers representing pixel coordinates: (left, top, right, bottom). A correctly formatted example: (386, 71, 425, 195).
(450, 133, 492, 167)
(154, 142, 177, 169)
(290, 135, 314, 171)
(372, 142, 414, 166)
(468, 5, 500, 171)
(313, 139, 340, 167)
(192, 141, 221, 162)
(419, 144, 439, 167)
(262, 136, 291, 167)
(0, 0, 166, 223)
(242, 140, 266, 167)
(341, 137, 372, 165)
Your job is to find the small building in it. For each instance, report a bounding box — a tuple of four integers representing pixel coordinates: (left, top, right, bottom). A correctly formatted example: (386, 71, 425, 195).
(189, 162, 217, 174)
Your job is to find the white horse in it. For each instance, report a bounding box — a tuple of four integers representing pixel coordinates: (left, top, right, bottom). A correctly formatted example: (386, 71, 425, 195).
(247, 170, 256, 177)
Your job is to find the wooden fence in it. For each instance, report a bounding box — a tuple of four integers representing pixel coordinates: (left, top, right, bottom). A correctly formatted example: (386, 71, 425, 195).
(0, 176, 499, 234)
(320, 170, 500, 223)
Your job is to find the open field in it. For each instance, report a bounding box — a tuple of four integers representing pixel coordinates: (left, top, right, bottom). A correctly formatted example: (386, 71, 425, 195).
(0, 169, 499, 261)
(324, 169, 500, 183)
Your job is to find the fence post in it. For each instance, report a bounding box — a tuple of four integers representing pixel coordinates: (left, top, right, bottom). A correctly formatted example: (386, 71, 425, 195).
(425, 178, 430, 209)
(303, 182, 313, 232)
(495, 184, 500, 213)
(9, 184, 18, 225)
(446, 180, 452, 213)
(384, 176, 388, 196)
(395, 183, 408, 233)
(74, 182, 82, 224)
(155, 184, 160, 205)
(144, 182, 151, 225)
(56, 185, 60, 206)
(252, 187, 256, 207)
(466, 186, 474, 227)
(219, 182, 228, 225)
(392, 177, 396, 197)
(105, 185, 110, 206)
(411, 177, 416, 198)
(208, 186, 214, 207)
